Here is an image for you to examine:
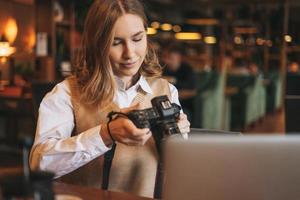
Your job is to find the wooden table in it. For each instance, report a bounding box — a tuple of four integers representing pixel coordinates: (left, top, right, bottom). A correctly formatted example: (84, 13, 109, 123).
(54, 182, 154, 200)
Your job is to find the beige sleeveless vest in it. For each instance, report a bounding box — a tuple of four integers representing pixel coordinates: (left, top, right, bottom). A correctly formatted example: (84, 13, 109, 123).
(57, 76, 171, 198)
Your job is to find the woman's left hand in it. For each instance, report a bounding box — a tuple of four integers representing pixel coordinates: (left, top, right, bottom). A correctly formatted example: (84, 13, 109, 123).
(177, 113, 190, 134)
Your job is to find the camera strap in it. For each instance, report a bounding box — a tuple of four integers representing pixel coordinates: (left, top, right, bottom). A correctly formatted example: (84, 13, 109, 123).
(102, 142, 116, 190)
(102, 111, 127, 190)
(154, 159, 163, 198)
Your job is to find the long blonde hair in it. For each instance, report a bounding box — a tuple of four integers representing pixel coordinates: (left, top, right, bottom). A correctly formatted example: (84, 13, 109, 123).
(74, 0, 162, 106)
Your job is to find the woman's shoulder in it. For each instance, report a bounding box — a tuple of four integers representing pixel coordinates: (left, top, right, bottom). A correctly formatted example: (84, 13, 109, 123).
(38, 78, 74, 113)
(41, 79, 72, 104)
(52, 79, 71, 95)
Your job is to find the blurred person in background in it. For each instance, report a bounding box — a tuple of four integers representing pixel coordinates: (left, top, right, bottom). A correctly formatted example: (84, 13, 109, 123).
(221, 50, 233, 72)
(248, 61, 261, 75)
(162, 44, 196, 122)
(229, 58, 250, 75)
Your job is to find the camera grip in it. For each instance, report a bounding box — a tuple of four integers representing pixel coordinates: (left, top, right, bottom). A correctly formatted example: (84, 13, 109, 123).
(127, 111, 152, 129)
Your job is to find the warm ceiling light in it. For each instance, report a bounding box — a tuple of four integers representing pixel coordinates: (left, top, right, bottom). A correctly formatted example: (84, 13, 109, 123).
(234, 36, 243, 44)
(186, 18, 219, 26)
(234, 27, 257, 34)
(175, 32, 201, 40)
(284, 35, 292, 43)
(4, 17, 18, 44)
(161, 23, 172, 31)
(151, 21, 160, 29)
(266, 40, 273, 47)
(172, 25, 181, 33)
(256, 38, 264, 46)
(147, 27, 157, 35)
(246, 37, 256, 46)
(204, 36, 217, 44)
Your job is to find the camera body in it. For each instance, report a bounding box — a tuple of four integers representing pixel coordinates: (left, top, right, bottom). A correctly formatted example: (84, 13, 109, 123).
(127, 95, 181, 148)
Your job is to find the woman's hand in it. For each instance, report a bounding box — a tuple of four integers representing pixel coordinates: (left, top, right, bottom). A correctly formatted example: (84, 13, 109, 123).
(107, 117, 151, 146)
(177, 113, 190, 134)
(101, 104, 152, 147)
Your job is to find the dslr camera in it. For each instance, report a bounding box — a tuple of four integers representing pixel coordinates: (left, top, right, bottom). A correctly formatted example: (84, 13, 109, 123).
(127, 95, 181, 150)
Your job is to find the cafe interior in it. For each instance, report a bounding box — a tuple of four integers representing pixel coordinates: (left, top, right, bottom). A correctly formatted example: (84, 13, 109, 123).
(1, 0, 300, 199)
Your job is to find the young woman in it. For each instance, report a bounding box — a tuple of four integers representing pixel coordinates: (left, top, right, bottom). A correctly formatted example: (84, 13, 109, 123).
(30, 0, 190, 197)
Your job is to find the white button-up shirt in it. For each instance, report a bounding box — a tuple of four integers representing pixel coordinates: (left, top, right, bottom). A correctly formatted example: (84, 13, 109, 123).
(29, 76, 180, 178)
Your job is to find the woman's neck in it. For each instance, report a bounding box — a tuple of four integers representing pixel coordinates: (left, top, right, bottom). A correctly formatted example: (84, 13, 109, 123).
(119, 74, 140, 90)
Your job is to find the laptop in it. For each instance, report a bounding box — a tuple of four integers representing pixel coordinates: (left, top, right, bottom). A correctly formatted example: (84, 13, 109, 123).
(162, 134, 300, 200)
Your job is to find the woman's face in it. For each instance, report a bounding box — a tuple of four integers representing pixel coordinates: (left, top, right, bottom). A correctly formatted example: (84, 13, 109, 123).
(109, 14, 147, 79)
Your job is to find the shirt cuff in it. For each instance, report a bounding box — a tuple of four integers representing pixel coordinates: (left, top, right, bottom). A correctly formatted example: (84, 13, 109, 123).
(80, 125, 111, 156)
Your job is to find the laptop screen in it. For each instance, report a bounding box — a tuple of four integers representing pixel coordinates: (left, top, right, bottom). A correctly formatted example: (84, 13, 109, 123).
(163, 135, 300, 200)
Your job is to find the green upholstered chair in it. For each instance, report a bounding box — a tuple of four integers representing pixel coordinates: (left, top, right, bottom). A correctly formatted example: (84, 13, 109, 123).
(192, 69, 228, 130)
(244, 74, 266, 125)
(266, 71, 283, 113)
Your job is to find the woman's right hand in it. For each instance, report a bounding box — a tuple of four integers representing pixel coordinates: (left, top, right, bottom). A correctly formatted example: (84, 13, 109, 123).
(100, 104, 152, 147)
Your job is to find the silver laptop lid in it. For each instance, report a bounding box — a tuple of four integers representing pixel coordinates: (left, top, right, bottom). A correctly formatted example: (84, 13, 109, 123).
(163, 135, 300, 200)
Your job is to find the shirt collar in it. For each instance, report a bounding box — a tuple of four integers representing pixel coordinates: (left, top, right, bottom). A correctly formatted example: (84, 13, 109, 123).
(139, 76, 153, 94)
(114, 75, 153, 94)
